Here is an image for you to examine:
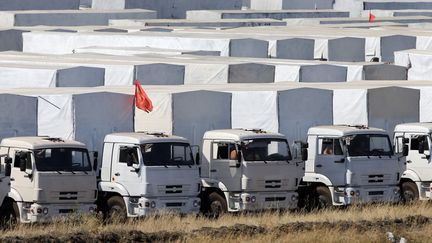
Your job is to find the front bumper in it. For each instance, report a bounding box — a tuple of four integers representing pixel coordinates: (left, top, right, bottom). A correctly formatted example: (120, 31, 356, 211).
(229, 191, 298, 211)
(19, 202, 96, 223)
(126, 196, 201, 217)
(332, 186, 400, 205)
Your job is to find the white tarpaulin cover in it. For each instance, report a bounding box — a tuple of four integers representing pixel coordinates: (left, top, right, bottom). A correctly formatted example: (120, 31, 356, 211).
(136, 90, 231, 145)
(231, 91, 278, 133)
(0, 94, 37, 139)
(333, 89, 368, 126)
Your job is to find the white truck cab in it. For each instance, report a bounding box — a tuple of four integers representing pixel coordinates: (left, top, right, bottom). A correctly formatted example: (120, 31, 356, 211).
(97, 132, 201, 220)
(302, 125, 403, 207)
(394, 122, 432, 201)
(0, 137, 97, 223)
(200, 129, 302, 216)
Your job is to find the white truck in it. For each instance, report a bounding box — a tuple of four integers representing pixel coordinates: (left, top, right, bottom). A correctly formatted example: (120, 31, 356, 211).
(301, 125, 404, 207)
(199, 129, 303, 217)
(96, 132, 201, 220)
(394, 123, 432, 201)
(0, 137, 97, 223)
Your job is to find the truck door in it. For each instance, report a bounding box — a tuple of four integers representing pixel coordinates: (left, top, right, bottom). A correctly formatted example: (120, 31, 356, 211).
(112, 144, 142, 196)
(407, 134, 431, 180)
(209, 141, 242, 191)
(0, 147, 10, 203)
(9, 149, 34, 202)
(315, 137, 346, 186)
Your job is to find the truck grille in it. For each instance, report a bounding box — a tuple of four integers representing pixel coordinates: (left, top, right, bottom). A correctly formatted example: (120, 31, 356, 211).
(165, 185, 182, 194)
(59, 192, 78, 200)
(265, 197, 286, 202)
(368, 191, 384, 196)
(368, 175, 384, 183)
(265, 180, 282, 189)
(166, 202, 184, 207)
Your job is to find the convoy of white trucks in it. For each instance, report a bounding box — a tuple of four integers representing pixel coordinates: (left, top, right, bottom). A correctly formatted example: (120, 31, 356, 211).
(0, 123, 423, 223)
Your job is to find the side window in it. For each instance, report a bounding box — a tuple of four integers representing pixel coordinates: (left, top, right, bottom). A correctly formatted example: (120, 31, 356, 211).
(0, 147, 8, 173)
(13, 151, 32, 169)
(119, 147, 139, 164)
(212, 143, 237, 160)
(410, 135, 429, 151)
(318, 138, 343, 156)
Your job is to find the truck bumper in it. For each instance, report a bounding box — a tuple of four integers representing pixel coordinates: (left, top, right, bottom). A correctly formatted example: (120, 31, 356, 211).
(19, 202, 96, 223)
(230, 191, 298, 211)
(125, 196, 201, 217)
(332, 186, 400, 205)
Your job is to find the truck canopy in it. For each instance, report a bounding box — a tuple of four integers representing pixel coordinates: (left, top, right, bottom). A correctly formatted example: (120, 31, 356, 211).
(104, 132, 190, 145)
(394, 122, 432, 133)
(307, 125, 388, 137)
(0, 136, 86, 150)
(203, 129, 286, 141)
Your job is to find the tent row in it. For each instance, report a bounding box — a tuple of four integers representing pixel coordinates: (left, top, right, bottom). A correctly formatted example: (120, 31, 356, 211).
(0, 0, 79, 11)
(21, 30, 425, 62)
(0, 51, 409, 86)
(0, 83, 430, 152)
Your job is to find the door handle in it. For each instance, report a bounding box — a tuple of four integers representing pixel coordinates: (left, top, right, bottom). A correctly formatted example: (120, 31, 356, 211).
(210, 169, 217, 173)
(407, 160, 412, 163)
(316, 164, 322, 168)
(10, 178, 14, 181)
(115, 173, 120, 176)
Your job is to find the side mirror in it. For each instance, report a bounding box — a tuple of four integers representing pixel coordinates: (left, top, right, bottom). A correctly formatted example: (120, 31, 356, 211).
(301, 148, 308, 161)
(4, 157, 11, 177)
(237, 151, 242, 164)
(403, 144, 409, 157)
(93, 151, 98, 171)
(195, 153, 200, 165)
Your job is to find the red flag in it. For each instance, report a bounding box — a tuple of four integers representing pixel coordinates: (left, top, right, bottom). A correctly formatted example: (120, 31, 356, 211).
(135, 80, 153, 113)
(369, 11, 375, 23)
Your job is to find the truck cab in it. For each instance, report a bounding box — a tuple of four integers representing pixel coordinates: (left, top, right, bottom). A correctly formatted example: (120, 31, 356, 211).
(303, 125, 403, 207)
(200, 129, 302, 216)
(97, 132, 201, 220)
(0, 136, 97, 223)
(394, 123, 432, 201)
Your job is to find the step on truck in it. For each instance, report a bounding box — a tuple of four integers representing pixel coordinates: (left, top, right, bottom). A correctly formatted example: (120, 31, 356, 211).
(394, 123, 432, 201)
(199, 129, 303, 217)
(0, 137, 97, 223)
(97, 132, 201, 220)
(301, 125, 405, 208)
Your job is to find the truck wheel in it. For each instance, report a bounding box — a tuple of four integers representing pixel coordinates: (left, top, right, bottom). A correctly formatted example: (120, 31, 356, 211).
(205, 192, 227, 219)
(0, 201, 19, 226)
(316, 186, 332, 209)
(401, 182, 419, 202)
(106, 196, 127, 223)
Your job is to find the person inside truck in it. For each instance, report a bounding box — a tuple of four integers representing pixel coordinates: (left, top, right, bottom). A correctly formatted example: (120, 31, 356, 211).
(229, 147, 237, 160)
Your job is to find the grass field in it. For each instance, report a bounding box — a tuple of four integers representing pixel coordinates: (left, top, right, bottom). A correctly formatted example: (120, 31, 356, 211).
(1, 202, 432, 242)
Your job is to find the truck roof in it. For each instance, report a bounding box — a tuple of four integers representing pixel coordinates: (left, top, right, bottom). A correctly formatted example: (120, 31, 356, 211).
(104, 132, 190, 144)
(0, 137, 87, 150)
(394, 123, 432, 133)
(308, 125, 388, 137)
(203, 129, 286, 141)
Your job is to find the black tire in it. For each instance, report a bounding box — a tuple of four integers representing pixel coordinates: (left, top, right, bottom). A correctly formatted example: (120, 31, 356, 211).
(401, 182, 419, 203)
(204, 192, 227, 219)
(106, 196, 127, 223)
(315, 186, 332, 209)
(0, 201, 19, 227)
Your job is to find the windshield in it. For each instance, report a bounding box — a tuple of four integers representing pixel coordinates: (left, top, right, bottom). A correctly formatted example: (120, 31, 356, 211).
(34, 148, 91, 172)
(241, 138, 291, 161)
(345, 134, 393, 157)
(141, 142, 194, 166)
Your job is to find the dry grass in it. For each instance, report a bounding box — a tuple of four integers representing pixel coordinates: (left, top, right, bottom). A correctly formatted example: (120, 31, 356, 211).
(1, 202, 432, 242)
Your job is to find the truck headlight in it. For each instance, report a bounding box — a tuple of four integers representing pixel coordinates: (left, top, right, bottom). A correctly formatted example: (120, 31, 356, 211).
(393, 188, 400, 195)
(150, 201, 156, 208)
(130, 197, 139, 203)
(193, 200, 200, 207)
(291, 194, 298, 202)
(251, 196, 257, 203)
(43, 208, 49, 215)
